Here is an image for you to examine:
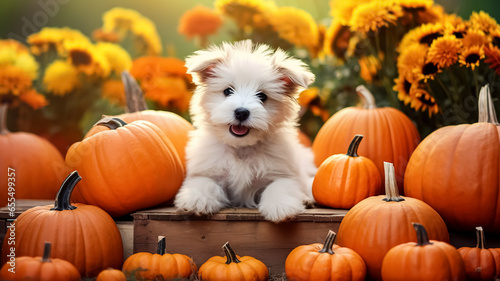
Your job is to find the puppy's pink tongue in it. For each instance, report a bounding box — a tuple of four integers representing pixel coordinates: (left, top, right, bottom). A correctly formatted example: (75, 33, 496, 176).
(230, 125, 249, 136)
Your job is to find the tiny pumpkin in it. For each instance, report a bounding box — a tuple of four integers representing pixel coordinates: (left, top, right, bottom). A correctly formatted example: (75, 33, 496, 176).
(0, 171, 124, 277)
(336, 162, 449, 281)
(122, 236, 197, 280)
(285, 230, 366, 281)
(0, 242, 81, 281)
(198, 242, 269, 281)
(458, 226, 500, 281)
(313, 134, 382, 209)
(96, 268, 127, 281)
(381, 223, 466, 281)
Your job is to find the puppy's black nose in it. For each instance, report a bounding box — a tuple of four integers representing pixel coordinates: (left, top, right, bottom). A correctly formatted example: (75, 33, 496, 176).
(234, 108, 250, 121)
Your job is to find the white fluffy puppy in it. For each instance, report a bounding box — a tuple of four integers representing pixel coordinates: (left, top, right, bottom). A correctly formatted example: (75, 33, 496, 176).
(174, 40, 316, 222)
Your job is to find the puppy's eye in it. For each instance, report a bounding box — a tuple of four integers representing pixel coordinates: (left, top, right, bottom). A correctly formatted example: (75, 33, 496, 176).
(223, 88, 234, 97)
(256, 92, 267, 102)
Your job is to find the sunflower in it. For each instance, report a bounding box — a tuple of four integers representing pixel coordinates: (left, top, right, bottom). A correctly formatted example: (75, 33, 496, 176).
(398, 22, 444, 51)
(462, 29, 490, 49)
(215, 0, 275, 32)
(459, 45, 484, 70)
(43, 60, 80, 96)
(398, 0, 433, 11)
(95, 42, 132, 74)
(178, 5, 223, 40)
(414, 3, 444, 24)
(65, 41, 111, 77)
(469, 11, 498, 35)
(398, 0, 440, 25)
(349, 1, 404, 35)
(324, 19, 351, 58)
(491, 28, 500, 48)
(426, 35, 461, 69)
(329, 0, 371, 25)
(267, 7, 319, 50)
(393, 75, 413, 105)
(443, 16, 467, 39)
(0, 40, 39, 80)
(27, 27, 91, 55)
(397, 43, 428, 82)
(298, 87, 329, 121)
(484, 44, 500, 74)
(101, 79, 125, 105)
(413, 60, 439, 82)
(410, 87, 439, 116)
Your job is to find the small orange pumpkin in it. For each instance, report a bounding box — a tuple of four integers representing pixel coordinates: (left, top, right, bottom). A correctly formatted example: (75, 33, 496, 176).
(198, 242, 269, 281)
(312, 134, 382, 209)
(96, 268, 127, 281)
(122, 236, 197, 280)
(0, 242, 80, 281)
(285, 230, 366, 281)
(67, 117, 184, 217)
(0, 171, 124, 277)
(336, 162, 449, 281)
(458, 226, 500, 281)
(381, 223, 466, 281)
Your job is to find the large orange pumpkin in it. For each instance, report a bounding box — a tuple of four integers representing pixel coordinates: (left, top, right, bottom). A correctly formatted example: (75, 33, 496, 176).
(0, 103, 66, 206)
(0, 242, 81, 281)
(312, 85, 420, 192)
(285, 230, 366, 281)
(67, 117, 184, 217)
(0, 171, 123, 277)
(122, 236, 197, 280)
(458, 226, 500, 281)
(381, 223, 466, 281)
(198, 242, 269, 281)
(336, 162, 449, 281)
(312, 134, 382, 209)
(85, 71, 193, 167)
(405, 85, 500, 232)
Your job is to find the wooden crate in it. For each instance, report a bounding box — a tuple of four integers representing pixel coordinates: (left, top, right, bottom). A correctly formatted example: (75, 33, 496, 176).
(133, 207, 347, 275)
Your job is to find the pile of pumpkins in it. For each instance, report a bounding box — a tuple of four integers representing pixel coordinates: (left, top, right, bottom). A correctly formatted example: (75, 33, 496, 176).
(0, 78, 499, 280)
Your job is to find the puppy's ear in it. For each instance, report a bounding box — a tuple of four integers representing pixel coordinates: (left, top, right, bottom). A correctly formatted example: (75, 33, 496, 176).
(185, 46, 226, 85)
(272, 49, 315, 93)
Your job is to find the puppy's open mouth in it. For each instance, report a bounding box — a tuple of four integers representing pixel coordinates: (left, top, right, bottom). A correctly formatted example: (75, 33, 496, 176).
(229, 125, 250, 137)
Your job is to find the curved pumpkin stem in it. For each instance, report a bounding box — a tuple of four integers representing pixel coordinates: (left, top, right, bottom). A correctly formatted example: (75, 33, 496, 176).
(157, 236, 166, 255)
(475, 226, 486, 249)
(346, 135, 363, 157)
(478, 84, 500, 125)
(122, 71, 148, 113)
(319, 230, 336, 255)
(356, 85, 377, 110)
(412, 223, 433, 246)
(51, 171, 81, 211)
(0, 103, 9, 135)
(223, 242, 241, 264)
(382, 162, 405, 202)
(42, 242, 52, 263)
(94, 117, 128, 130)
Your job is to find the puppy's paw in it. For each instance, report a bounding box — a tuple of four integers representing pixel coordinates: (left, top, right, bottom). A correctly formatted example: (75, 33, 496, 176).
(174, 177, 228, 215)
(258, 178, 306, 223)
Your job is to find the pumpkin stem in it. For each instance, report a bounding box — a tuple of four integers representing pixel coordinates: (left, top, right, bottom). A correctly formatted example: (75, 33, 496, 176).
(478, 84, 500, 125)
(413, 223, 433, 246)
(51, 171, 80, 211)
(475, 226, 486, 249)
(382, 162, 405, 202)
(0, 103, 9, 135)
(356, 85, 377, 110)
(42, 242, 52, 263)
(346, 135, 363, 157)
(122, 70, 148, 113)
(157, 236, 166, 255)
(318, 230, 336, 255)
(94, 116, 128, 130)
(223, 242, 241, 264)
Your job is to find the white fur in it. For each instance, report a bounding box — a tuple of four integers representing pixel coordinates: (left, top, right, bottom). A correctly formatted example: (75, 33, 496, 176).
(174, 40, 317, 222)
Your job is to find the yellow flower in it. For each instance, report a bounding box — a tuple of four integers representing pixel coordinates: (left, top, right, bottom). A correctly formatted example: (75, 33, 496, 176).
(413, 3, 444, 24)
(43, 60, 79, 96)
(131, 17, 163, 56)
(426, 35, 462, 69)
(102, 7, 143, 37)
(65, 41, 111, 77)
(329, 0, 371, 25)
(358, 55, 381, 83)
(413, 58, 440, 82)
(268, 7, 318, 50)
(397, 43, 428, 82)
(398, 22, 444, 52)
(410, 87, 439, 116)
(469, 11, 498, 34)
(92, 28, 121, 43)
(0, 40, 39, 80)
(101, 79, 125, 105)
(393, 75, 413, 105)
(349, 1, 404, 35)
(95, 42, 132, 74)
(462, 29, 489, 48)
(324, 19, 351, 59)
(18, 89, 48, 110)
(178, 5, 223, 39)
(459, 45, 484, 70)
(215, 0, 276, 31)
(0, 65, 34, 96)
(27, 27, 91, 55)
(397, 0, 433, 10)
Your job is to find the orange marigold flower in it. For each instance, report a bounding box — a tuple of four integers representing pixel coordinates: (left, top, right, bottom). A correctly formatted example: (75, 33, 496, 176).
(426, 35, 462, 69)
(0, 65, 34, 96)
(178, 5, 223, 39)
(130, 56, 190, 80)
(18, 89, 48, 110)
(462, 29, 490, 48)
(484, 44, 500, 74)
